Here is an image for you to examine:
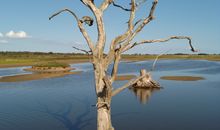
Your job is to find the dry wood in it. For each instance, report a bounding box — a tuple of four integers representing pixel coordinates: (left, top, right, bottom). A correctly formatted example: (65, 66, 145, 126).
(112, 74, 147, 97)
(132, 69, 160, 88)
(123, 36, 196, 52)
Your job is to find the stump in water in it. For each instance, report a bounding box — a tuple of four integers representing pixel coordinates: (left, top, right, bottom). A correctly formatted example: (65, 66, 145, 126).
(132, 69, 160, 88)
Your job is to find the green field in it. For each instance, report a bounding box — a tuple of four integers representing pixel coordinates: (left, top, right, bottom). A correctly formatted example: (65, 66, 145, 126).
(0, 52, 220, 68)
(0, 52, 89, 67)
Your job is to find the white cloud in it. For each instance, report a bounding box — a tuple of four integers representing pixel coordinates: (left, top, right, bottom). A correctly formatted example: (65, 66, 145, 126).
(5, 30, 30, 38)
(0, 40, 8, 43)
(0, 32, 3, 37)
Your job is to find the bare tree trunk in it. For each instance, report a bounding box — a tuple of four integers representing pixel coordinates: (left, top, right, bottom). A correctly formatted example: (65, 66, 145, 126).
(93, 61, 114, 130)
(97, 102, 114, 130)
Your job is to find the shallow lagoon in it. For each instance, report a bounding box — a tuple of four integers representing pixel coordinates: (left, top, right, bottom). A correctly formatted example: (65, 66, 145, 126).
(0, 60, 220, 130)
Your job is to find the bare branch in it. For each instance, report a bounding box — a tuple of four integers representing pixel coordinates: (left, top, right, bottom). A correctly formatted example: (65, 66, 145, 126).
(151, 50, 171, 71)
(123, 36, 196, 53)
(112, 0, 135, 47)
(72, 46, 92, 54)
(132, 0, 158, 33)
(112, 74, 146, 97)
(112, 1, 131, 11)
(110, 52, 121, 83)
(120, 0, 158, 51)
(81, 0, 106, 57)
(99, 0, 114, 12)
(49, 8, 95, 52)
(49, 8, 79, 21)
(103, 76, 113, 99)
(134, 19, 143, 27)
(105, 0, 136, 67)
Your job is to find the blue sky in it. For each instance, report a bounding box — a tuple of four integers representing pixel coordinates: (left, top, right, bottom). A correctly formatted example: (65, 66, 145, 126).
(0, 0, 220, 54)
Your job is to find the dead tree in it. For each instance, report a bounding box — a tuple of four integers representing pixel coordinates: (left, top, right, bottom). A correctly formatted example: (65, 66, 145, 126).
(49, 0, 196, 130)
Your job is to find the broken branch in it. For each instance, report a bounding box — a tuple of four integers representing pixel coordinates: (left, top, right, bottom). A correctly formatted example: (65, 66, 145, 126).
(112, 74, 146, 97)
(99, 0, 114, 12)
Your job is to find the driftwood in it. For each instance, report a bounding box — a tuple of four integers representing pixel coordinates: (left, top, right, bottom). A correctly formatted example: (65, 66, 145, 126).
(132, 69, 160, 88)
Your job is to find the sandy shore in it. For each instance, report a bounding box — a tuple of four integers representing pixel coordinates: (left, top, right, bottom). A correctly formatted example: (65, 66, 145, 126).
(160, 76, 205, 81)
(0, 71, 82, 82)
(0, 72, 135, 82)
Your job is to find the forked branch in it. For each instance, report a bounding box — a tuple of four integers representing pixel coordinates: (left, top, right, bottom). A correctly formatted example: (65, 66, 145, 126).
(99, 0, 114, 12)
(120, 0, 158, 51)
(105, 0, 136, 67)
(49, 8, 95, 52)
(81, 0, 106, 56)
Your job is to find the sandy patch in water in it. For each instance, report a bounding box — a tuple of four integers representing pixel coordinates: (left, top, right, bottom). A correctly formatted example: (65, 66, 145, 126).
(160, 76, 205, 81)
(0, 71, 81, 82)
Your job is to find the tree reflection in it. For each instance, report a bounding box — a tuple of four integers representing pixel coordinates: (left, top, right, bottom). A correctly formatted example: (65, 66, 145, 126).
(37, 97, 94, 130)
(129, 87, 161, 104)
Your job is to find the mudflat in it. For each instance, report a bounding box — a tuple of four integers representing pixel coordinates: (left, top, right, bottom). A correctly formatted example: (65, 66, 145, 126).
(160, 76, 205, 81)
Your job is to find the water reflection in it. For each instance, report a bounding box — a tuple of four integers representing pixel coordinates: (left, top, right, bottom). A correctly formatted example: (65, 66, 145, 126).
(37, 97, 94, 130)
(1, 60, 220, 130)
(129, 87, 161, 104)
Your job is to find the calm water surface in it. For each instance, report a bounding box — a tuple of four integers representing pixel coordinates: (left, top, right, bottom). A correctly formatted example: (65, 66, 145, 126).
(0, 60, 220, 130)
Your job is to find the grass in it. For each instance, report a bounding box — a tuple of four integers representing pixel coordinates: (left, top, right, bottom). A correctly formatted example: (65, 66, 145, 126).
(0, 52, 220, 68)
(0, 52, 89, 67)
(122, 54, 220, 61)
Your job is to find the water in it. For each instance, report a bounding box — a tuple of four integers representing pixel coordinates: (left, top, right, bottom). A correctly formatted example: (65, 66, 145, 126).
(0, 60, 220, 130)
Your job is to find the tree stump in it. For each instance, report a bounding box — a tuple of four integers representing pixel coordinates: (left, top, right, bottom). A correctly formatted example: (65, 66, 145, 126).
(132, 69, 160, 88)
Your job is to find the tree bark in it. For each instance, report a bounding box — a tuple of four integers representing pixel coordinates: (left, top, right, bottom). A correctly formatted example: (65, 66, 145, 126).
(97, 103, 114, 130)
(93, 61, 114, 130)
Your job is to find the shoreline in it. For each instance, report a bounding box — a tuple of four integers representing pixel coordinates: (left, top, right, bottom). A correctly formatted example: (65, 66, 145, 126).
(1, 58, 220, 69)
(0, 60, 89, 68)
(0, 71, 82, 82)
(0, 58, 217, 82)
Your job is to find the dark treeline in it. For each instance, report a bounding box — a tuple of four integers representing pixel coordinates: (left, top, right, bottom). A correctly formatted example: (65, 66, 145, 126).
(0, 51, 219, 57)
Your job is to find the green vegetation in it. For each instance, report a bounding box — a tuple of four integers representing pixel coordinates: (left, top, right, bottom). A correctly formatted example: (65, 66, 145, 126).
(0, 51, 220, 68)
(0, 52, 89, 67)
(121, 53, 220, 61)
